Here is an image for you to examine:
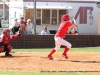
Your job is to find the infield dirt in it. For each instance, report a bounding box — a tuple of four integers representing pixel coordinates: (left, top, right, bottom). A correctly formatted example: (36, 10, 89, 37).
(0, 52, 100, 75)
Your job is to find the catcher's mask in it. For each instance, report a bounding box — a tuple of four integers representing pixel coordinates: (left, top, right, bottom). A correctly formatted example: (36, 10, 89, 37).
(62, 14, 70, 21)
(3, 28, 10, 36)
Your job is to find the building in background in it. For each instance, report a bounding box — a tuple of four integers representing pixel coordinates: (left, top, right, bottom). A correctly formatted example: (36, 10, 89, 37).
(0, 1, 9, 28)
(9, 0, 99, 34)
(0, 3, 9, 20)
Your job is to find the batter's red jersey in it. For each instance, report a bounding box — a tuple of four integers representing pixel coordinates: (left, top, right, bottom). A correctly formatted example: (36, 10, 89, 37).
(55, 21, 72, 38)
(0, 34, 19, 45)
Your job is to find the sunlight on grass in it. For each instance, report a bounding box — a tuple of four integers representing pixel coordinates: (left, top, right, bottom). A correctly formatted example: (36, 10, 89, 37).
(0, 70, 93, 75)
(12, 47, 100, 52)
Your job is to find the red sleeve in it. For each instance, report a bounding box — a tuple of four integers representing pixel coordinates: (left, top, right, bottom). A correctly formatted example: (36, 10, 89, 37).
(67, 22, 72, 27)
(12, 34, 19, 39)
(23, 22, 26, 25)
(64, 21, 72, 27)
(20, 21, 26, 26)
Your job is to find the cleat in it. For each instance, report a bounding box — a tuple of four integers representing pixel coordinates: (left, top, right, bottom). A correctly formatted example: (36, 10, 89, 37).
(5, 53, 12, 57)
(47, 55, 53, 60)
(62, 53, 68, 59)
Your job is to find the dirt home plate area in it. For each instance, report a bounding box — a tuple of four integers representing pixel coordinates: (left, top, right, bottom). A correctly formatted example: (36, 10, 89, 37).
(0, 52, 100, 75)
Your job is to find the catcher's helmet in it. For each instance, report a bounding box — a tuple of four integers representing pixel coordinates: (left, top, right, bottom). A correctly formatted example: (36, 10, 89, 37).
(3, 28, 10, 35)
(62, 14, 70, 21)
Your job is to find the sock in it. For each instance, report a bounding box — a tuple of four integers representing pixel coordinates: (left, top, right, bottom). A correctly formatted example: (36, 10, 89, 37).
(48, 48, 56, 57)
(63, 47, 69, 55)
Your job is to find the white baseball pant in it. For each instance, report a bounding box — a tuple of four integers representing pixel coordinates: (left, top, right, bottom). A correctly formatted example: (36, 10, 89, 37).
(54, 37, 72, 51)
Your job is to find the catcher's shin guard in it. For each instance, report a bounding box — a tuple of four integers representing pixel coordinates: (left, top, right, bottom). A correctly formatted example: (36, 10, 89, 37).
(7, 45, 12, 52)
(0, 46, 4, 52)
(5, 45, 12, 56)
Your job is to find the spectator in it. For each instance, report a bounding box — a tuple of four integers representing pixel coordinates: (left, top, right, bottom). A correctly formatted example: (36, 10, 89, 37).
(12, 18, 20, 34)
(19, 17, 27, 34)
(41, 26, 50, 35)
(26, 19, 34, 34)
(69, 27, 78, 35)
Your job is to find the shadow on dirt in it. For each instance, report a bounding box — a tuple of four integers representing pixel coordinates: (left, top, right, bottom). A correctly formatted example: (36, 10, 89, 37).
(0, 56, 31, 58)
(57, 59, 100, 63)
(70, 60, 100, 63)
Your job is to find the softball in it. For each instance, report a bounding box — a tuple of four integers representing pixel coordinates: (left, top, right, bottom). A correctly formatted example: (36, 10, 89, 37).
(55, 51, 58, 54)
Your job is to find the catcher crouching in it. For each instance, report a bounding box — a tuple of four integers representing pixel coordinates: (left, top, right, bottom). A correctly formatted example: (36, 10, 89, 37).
(0, 28, 21, 57)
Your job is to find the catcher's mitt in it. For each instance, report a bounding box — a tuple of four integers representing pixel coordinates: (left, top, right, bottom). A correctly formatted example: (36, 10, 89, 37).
(19, 26, 25, 34)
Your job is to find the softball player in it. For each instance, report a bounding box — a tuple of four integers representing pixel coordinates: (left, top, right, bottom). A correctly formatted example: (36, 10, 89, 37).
(47, 14, 77, 60)
(0, 28, 21, 56)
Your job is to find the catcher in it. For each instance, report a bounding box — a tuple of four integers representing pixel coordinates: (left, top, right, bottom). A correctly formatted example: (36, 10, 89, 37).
(0, 28, 21, 57)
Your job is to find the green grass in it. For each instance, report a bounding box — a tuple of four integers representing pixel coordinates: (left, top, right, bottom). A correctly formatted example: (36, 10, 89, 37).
(1, 47, 99, 75)
(12, 47, 100, 52)
(0, 70, 93, 75)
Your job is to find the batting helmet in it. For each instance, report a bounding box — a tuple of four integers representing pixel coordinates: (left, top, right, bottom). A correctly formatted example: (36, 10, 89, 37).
(62, 14, 70, 21)
(3, 28, 10, 35)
